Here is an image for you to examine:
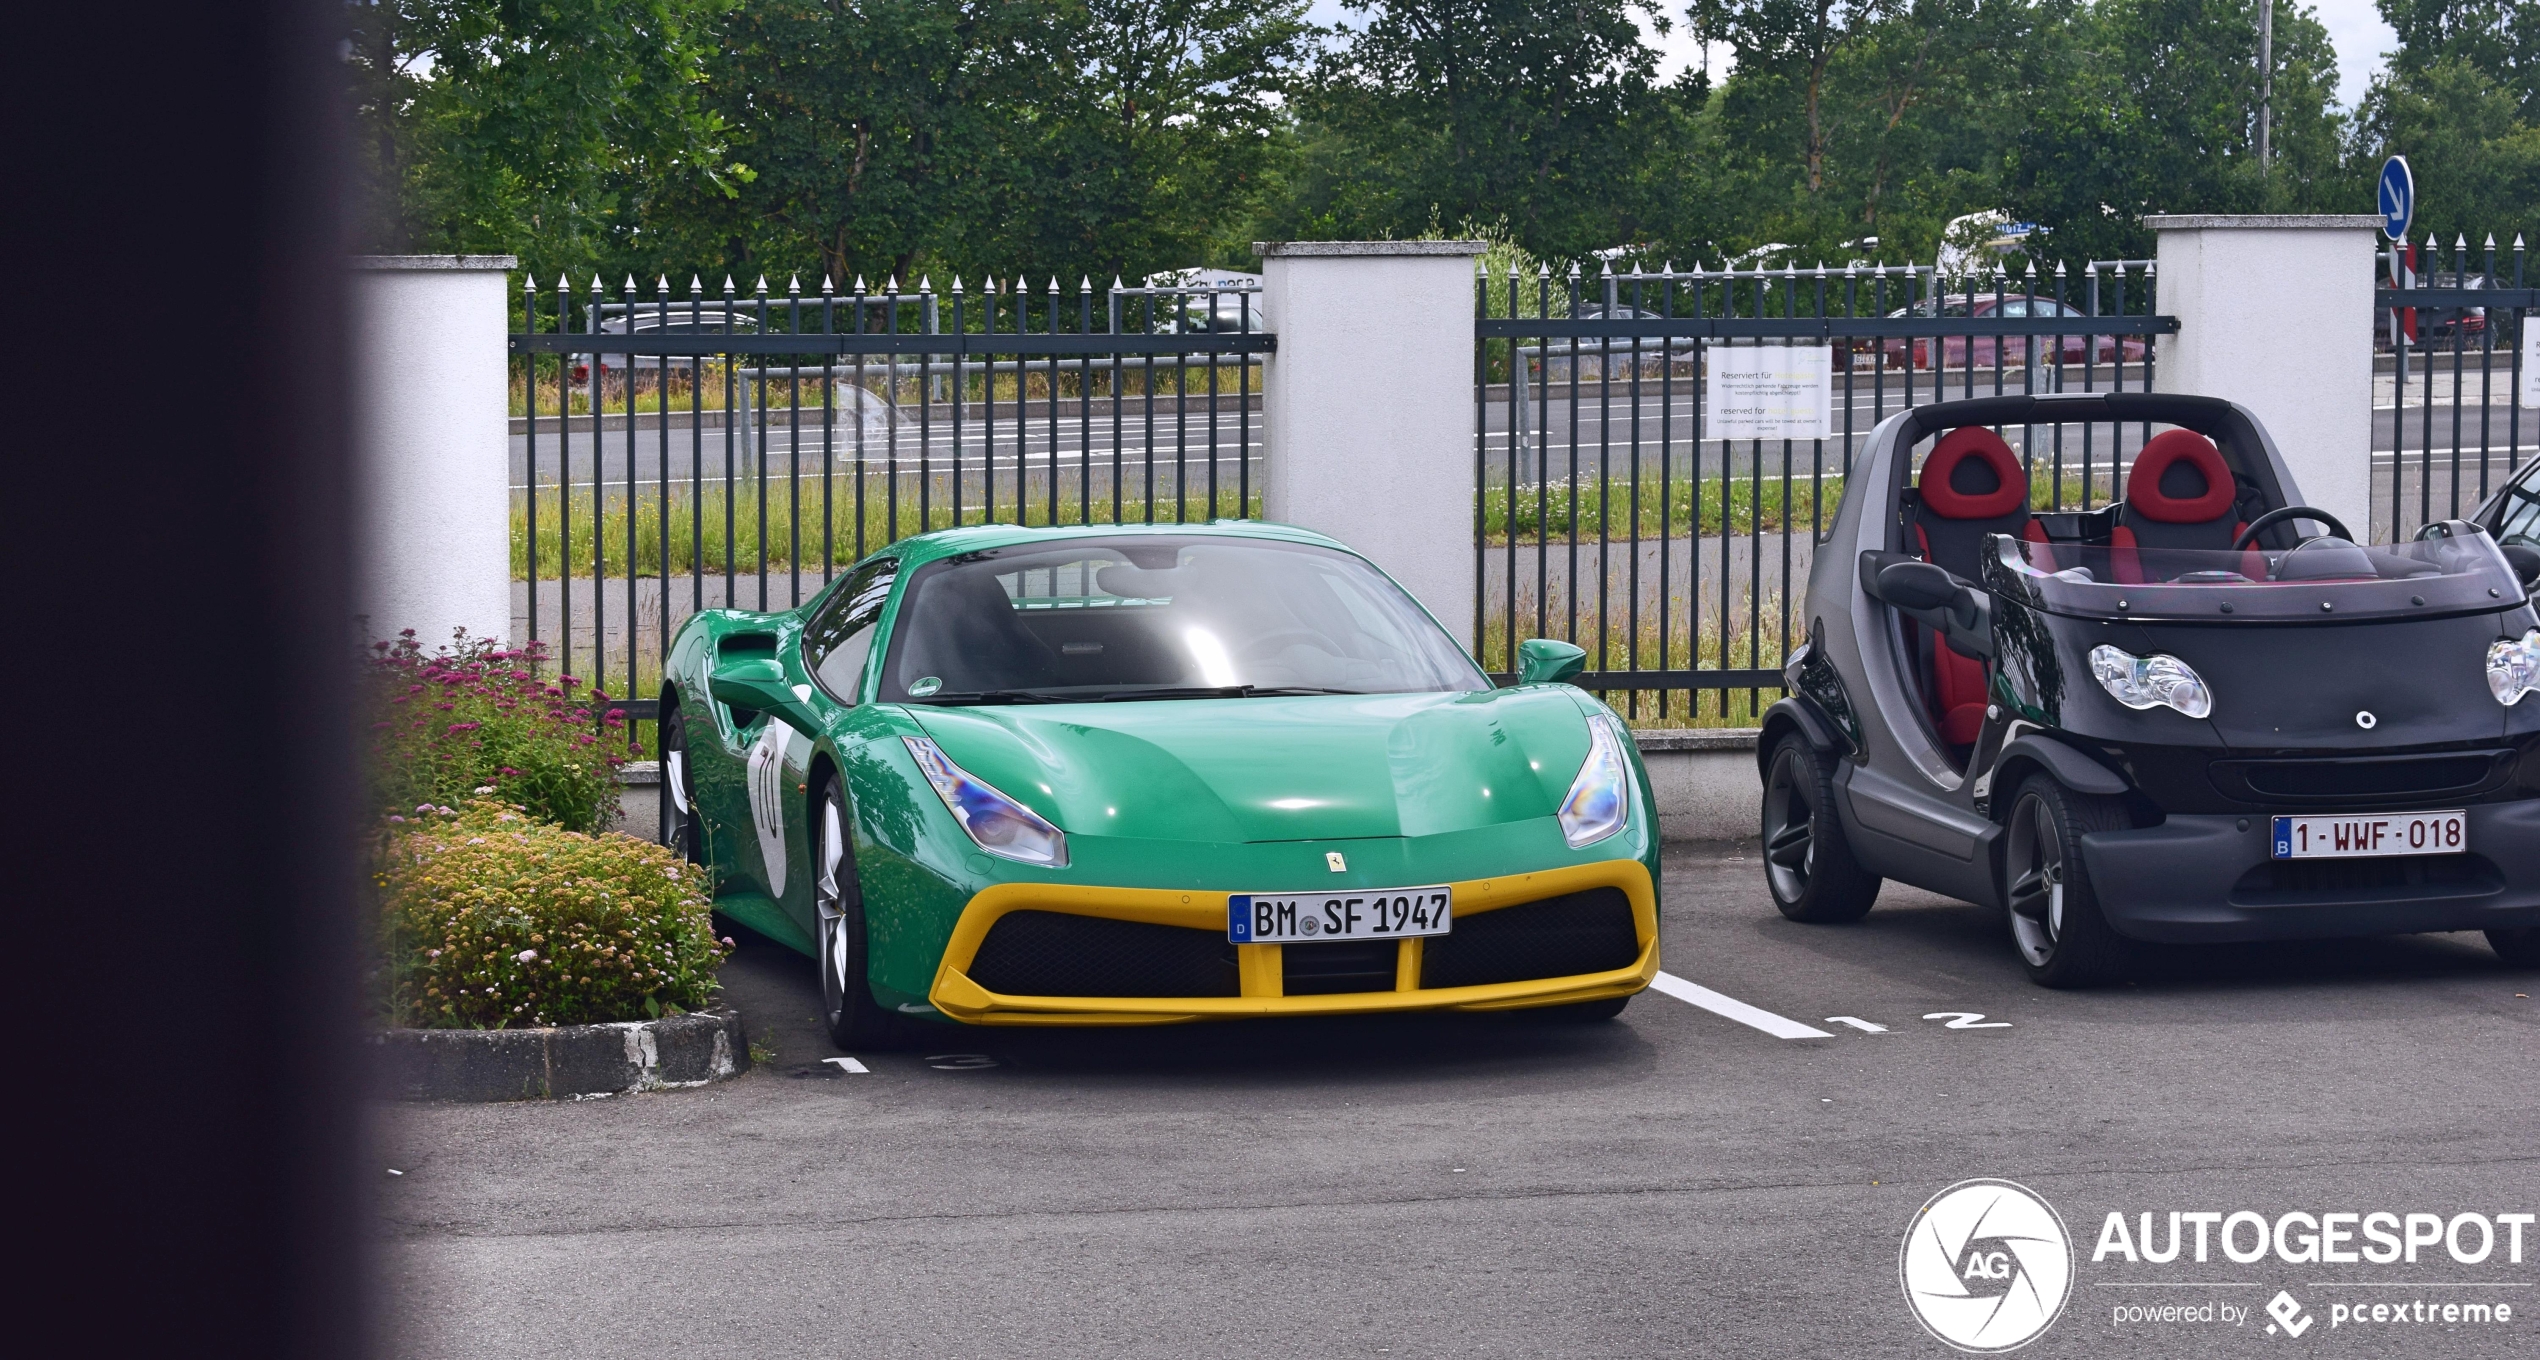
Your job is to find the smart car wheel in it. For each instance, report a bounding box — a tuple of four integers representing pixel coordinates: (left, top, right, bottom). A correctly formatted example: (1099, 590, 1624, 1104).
(662, 705, 704, 865)
(1761, 733, 1880, 923)
(2488, 928, 2540, 968)
(2002, 774, 2136, 987)
(813, 778, 916, 1050)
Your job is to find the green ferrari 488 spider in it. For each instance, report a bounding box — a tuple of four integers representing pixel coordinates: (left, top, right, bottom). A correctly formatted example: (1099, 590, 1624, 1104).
(659, 521, 1661, 1046)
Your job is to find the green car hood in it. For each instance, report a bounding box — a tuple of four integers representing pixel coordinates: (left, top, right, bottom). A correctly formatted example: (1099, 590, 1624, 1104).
(906, 689, 1595, 844)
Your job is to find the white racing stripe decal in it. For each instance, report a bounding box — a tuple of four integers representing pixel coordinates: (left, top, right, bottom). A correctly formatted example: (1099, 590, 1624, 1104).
(1650, 972, 1833, 1039)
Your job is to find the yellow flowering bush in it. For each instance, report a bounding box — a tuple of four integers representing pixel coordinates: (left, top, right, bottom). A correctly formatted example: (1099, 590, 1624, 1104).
(379, 801, 730, 1028)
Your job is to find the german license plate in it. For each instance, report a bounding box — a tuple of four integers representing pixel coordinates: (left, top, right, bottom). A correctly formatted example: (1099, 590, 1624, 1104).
(1227, 887, 1452, 943)
(2270, 810, 2467, 860)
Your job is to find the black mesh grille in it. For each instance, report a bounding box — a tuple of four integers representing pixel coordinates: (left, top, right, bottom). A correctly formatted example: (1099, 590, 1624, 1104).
(965, 910, 1238, 998)
(2215, 751, 2514, 804)
(1420, 888, 1641, 990)
(2229, 854, 2501, 905)
(1281, 940, 1399, 996)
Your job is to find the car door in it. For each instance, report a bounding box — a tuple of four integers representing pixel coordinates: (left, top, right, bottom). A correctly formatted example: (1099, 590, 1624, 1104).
(798, 557, 903, 930)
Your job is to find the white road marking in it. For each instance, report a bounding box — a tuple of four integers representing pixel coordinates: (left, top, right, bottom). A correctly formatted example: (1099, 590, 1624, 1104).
(1924, 1011, 2011, 1029)
(1824, 1016, 1890, 1033)
(1649, 971, 1832, 1038)
(821, 1056, 869, 1073)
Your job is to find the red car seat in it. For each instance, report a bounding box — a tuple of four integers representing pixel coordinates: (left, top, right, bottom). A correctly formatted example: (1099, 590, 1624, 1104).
(2113, 430, 2248, 583)
(1908, 427, 2042, 747)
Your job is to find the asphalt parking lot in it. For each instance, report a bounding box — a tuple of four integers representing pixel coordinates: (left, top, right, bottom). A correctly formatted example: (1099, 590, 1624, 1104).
(381, 841, 2539, 1359)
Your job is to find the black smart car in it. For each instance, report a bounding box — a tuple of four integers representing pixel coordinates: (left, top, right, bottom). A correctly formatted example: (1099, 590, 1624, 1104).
(1757, 392, 2540, 985)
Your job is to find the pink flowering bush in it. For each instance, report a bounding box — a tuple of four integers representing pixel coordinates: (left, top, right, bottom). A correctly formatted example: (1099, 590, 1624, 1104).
(378, 801, 728, 1028)
(366, 629, 628, 833)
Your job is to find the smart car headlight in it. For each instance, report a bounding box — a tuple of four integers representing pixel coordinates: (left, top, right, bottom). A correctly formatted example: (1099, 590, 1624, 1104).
(2088, 645, 2213, 719)
(2489, 629, 2540, 706)
(1558, 713, 1632, 848)
(902, 736, 1068, 867)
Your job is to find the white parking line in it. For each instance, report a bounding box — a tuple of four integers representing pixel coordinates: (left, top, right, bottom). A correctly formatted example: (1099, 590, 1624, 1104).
(1649, 971, 1832, 1038)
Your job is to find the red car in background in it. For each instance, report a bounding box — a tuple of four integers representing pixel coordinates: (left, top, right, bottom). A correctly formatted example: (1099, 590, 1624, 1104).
(1851, 295, 2148, 370)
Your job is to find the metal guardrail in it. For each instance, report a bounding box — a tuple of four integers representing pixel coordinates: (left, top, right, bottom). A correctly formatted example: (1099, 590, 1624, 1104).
(510, 274, 1270, 709)
(1474, 261, 2172, 723)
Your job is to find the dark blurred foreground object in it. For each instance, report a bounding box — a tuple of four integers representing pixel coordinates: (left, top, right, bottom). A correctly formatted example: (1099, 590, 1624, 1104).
(8, 1, 367, 1356)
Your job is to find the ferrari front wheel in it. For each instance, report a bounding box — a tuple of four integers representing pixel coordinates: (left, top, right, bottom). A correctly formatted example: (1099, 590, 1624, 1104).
(813, 778, 918, 1050)
(2002, 774, 2136, 988)
(1761, 734, 1880, 923)
(661, 703, 704, 865)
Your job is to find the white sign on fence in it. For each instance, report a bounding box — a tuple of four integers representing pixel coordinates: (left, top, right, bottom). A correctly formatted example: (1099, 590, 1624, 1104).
(1706, 344, 1832, 441)
(2524, 325, 2539, 410)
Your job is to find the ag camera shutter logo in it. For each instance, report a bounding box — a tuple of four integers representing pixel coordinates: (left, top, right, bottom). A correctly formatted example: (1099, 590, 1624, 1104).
(1901, 1178, 2075, 1352)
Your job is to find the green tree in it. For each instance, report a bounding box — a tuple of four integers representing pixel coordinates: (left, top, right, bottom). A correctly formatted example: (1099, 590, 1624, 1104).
(346, 0, 740, 273)
(2355, 57, 2540, 243)
(2375, 0, 2536, 121)
(997, 0, 1313, 278)
(1275, 0, 1697, 262)
(711, 0, 1047, 288)
(2002, 0, 2344, 263)
(1693, 0, 2058, 264)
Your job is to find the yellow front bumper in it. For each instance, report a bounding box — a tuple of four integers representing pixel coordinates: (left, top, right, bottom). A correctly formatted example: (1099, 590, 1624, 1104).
(927, 859, 1658, 1025)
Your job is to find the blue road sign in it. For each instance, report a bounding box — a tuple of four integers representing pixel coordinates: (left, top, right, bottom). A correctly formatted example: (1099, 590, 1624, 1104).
(2378, 156, 2414, 241)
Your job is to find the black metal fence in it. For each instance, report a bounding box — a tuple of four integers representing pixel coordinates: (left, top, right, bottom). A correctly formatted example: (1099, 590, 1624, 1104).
(2376, 234, 2533, 544)
(507, 272, 1272, 707)
(1474, 261, 2177, 724)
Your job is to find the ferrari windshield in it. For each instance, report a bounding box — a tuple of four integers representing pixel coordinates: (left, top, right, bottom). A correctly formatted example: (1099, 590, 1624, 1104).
(879, 536, 1489, 702)
(1992, 531, 2521, 622)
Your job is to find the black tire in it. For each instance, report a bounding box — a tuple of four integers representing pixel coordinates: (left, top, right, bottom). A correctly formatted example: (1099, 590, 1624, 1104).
(811, 777, 922, 1050)
(1761, 733, 1881, 923)
(2001, 774, 2138, 987)
(661, 704, 706, 866)
(2488, 928, 2540, 967)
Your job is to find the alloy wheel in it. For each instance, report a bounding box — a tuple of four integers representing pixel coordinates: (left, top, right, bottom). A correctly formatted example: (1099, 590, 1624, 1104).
(814, 787, 852, 1029)
(2006, 794, 2065, 966)
(1762, 747, 1816, 903)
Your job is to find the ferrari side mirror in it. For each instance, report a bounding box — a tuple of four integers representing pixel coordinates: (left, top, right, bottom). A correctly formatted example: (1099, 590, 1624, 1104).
(1515, 638, 1589, 686)
(708, 659, 821, 735)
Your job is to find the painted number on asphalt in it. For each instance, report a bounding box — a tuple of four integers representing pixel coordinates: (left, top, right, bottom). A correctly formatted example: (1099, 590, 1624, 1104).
(1922, 1012, 2011, 1029)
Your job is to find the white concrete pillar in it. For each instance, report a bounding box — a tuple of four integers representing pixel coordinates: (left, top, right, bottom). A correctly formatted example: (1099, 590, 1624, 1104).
(1256, 240, 1487, 647)
(2145, 216, 2380, 536)
(350, 255, 516, 647)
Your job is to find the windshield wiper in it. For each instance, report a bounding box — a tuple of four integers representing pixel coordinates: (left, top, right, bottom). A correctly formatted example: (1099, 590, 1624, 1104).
(1095, 685, 1366, 702)
(913, 689, 1071, 706)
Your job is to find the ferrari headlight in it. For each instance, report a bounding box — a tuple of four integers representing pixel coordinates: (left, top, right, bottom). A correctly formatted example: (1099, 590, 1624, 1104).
(902, 736, 1068, 867)
(1558, 713, 1632, 848)
(2089, 644, 2213, 719)
(2489, 629, 2540, 706)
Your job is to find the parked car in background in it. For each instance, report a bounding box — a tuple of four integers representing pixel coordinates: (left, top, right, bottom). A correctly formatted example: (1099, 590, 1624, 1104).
(1853, 295, 2147, 371)
(1540, 302, 1699, 379)
(2411, 270, 2491, 348)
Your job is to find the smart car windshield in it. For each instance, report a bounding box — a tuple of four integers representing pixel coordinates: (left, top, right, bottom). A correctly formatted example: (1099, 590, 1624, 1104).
(880, 536, 1489, 703)
(1991, 530, 2522, 622)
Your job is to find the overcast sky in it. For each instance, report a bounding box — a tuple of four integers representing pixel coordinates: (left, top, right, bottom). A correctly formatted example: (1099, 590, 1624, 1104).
(1303, 1, 2397, 111)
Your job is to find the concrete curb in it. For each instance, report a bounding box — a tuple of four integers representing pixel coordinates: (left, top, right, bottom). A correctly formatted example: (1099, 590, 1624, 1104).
(374, 1007, 749, 1102)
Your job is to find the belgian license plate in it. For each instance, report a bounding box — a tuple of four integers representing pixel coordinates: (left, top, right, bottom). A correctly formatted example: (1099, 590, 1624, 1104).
(1227, 887, 1452, 943)
(2270, 810, 2467, 860)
